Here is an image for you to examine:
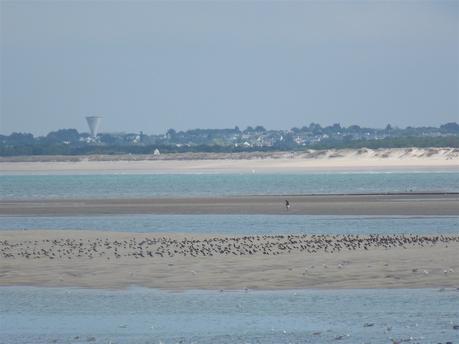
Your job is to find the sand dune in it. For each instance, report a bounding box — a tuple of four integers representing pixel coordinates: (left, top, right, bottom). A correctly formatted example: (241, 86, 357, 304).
(1, 148, 458, 173)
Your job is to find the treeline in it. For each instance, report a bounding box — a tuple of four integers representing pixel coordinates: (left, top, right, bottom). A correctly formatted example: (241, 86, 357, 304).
(1, 136, 458, 156)
(2, 122, 459, 156)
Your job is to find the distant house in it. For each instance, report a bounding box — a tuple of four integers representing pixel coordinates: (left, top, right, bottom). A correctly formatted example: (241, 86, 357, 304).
(153, 149, 160, 155)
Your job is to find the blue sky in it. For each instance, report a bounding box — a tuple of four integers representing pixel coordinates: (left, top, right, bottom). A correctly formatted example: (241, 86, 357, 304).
(1, 1, 458, 135)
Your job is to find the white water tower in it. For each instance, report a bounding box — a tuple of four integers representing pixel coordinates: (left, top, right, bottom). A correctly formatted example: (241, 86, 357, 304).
(86, 116, 102, 138)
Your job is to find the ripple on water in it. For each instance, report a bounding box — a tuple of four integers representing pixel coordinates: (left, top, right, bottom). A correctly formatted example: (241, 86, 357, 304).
(1, 287, 458, 344)
(1, 214, 458, 235)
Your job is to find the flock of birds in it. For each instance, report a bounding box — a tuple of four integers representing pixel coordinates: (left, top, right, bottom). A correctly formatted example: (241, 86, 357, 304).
(1, 234, 458, 260)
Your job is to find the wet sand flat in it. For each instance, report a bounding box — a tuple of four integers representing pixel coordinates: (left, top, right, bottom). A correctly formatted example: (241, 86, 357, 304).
(0, 230, 458, 290)
(1, 193, 458, 216)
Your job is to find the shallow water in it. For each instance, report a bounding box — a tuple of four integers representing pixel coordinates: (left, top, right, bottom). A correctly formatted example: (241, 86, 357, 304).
(1, 172, 458, 200)
(1, 214, 458, 235)
(1, 287, 458, 344)
(2, 172, 458, 343)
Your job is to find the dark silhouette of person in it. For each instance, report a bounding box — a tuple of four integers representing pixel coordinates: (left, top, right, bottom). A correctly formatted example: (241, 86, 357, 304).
(285, 200, 290, 211)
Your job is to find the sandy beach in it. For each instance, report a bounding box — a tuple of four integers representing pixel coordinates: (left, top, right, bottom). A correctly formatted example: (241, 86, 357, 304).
(1, 148, 458, 291)
(2, 193, 458, 216)
(1, 148, 458, 173)
(1, 230, 458, 290)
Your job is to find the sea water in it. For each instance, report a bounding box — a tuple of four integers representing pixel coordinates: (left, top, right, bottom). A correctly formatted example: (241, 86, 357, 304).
(1, 214, 458, 235)
(1, 172, 458, 200)
(1, 172, 458, 343)
(1, 287, 458, 344)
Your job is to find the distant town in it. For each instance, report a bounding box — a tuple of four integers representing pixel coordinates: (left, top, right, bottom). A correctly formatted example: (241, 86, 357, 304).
(1, 121, 458, 156)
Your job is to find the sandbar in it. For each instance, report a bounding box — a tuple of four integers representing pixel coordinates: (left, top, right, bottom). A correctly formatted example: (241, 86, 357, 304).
(1, 193, 458, 216)
(1, 230, 458, 290)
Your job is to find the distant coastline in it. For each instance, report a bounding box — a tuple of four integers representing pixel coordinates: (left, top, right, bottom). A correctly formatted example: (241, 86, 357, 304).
(2, 122, 458, 157)
(1, 147, 457, 174)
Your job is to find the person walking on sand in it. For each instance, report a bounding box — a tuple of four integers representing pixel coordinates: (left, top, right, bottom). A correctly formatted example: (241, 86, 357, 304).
(285, 200, 290, 211)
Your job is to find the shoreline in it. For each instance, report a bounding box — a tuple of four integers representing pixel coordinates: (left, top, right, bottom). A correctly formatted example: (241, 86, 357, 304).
(2, 193, 458, 216)
(1, 230, 458, 290)
(1, 148, 458, 174)
(1, 159, 457, 174)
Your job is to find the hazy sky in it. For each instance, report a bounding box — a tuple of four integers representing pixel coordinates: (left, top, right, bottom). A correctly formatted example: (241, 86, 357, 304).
(1, 1, 458, 135)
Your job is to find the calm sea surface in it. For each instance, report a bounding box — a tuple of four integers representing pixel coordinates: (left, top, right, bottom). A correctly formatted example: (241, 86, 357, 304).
(1, 287, 458, 344)
(2, 172, 458, 343)
(1, 214, 458, 235)
(1, 172, 458, 200)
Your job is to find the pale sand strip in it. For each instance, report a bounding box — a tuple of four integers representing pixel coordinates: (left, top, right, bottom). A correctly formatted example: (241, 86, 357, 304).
(1, 194, 458, 216)
(1, 230, 458, 290)
(1, 157, 458, 174)
(1, 148, 458, 173)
